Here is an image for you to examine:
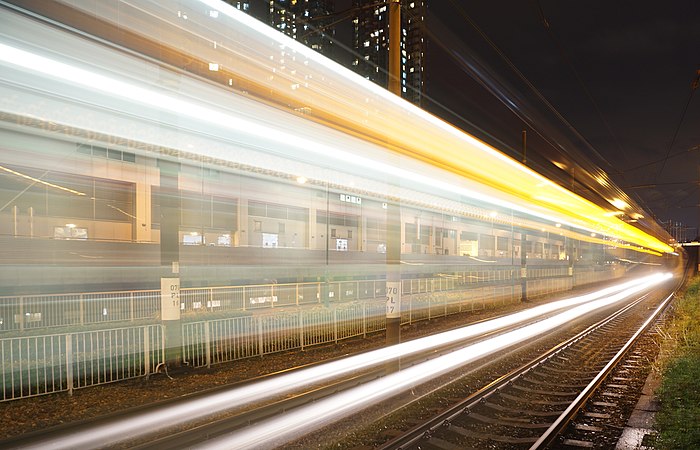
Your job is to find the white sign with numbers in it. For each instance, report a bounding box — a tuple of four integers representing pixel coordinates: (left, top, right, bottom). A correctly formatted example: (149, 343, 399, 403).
(385, 281, 401, 319)
(161, 277, 181, 321)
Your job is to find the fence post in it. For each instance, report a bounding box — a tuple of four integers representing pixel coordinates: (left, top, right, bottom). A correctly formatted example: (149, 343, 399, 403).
(296, 284, 300, 306)
(79, 294, 85, 326)
(205, 321, 211, 368)
(19, 296, 24, 332)
(242, 286, 246, 311)
(334, 308, 338, 343)
(270, 284, 275, 309)
(299, 310, 305, 350)
(257, 317, 264, 357)
(130, 292, 135, 322)
(65, 334, 73, 396)
(143, 326, 150, 376)
(362, 301, 367, 337)
(209, 288, 214, 313)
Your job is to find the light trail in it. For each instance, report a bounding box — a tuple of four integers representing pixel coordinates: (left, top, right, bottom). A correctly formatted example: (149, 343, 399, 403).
(12, 273, 670, 449)
(0, 10, 674, 255)
(198, 272, 672, 449)
(0, 41, 589, 243)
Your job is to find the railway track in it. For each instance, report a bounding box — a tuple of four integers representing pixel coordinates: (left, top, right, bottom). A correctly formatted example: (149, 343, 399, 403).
(0, 275, 675, 450)
(378, 290, 675, 450)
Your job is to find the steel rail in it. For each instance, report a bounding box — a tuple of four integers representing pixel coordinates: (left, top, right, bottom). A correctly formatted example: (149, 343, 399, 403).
(378, 292, 656, 449)
(529, 290, 676, 449)
(122, 310, 547, 449)
(0, 303, 544, 449)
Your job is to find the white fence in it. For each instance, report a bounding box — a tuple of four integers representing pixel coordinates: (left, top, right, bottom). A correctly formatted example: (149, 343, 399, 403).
(179, 266, 625, 369)
(0, 267, 623, 333)
(0, 290, 161, 332)
(181, 285, 517, 369)
(1, 324, 164, 401)
(0, 265, 624, 401)
(0, 276, 457, 332)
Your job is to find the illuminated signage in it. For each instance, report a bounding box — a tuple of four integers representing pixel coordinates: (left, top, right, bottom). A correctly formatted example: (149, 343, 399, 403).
(339, 194, 361, 205)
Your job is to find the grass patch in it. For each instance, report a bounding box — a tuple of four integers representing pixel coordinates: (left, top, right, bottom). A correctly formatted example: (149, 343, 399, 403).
(655, 276, 700, 449)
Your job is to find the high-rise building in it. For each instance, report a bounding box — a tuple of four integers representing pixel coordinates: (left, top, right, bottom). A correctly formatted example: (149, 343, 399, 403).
(226, 1, 426, 106)
(268, 0, 335, 56)
(352, 1, 427, 106)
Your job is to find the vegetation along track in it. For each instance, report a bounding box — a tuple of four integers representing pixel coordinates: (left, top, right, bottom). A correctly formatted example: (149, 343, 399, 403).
(379, 289, 675, 450)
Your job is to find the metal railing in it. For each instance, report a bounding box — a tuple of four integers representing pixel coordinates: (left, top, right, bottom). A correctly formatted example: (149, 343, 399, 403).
(1, 324, 164, 401)
(0, 290, 160, 332)
(0, 266, 623, 334)
(0, 265, 625, 402)
(0, 277, 450, 332)
(181, 284, 516, 369)
(178, 266, 624, 370)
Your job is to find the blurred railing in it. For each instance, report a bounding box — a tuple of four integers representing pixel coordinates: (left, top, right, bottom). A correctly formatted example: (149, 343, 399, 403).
(179, 265, 624, 369)
(0, 265, 625, 401)
(0, 290, 161, 332)
(1, 324, 164, 401)
(0, 266, 623, 333)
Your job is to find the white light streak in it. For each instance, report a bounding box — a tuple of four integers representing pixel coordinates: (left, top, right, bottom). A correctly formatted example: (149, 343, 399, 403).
(0, 42, 649, 248)
(199, 272, 672, 449)
(13, 274, 670, 449)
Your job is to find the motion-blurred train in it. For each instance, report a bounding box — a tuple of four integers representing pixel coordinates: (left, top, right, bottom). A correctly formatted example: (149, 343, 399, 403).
(0, 0, 681, 296)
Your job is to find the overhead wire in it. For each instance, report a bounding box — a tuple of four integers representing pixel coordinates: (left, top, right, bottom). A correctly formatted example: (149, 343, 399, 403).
(530, 0, 661, 218)
(442, 0, 619, 174)
(269, 0, 667, 234)
(275, 0, 592, 175)
(273, 0, 512, 153)
(534, 0, 631, 166)
(625, 144, 700, 172)
(438, 0, 662, 221)
(654, 69, 700, 180)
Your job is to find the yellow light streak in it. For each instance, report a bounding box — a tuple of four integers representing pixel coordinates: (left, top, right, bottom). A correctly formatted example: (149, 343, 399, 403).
(0, 1, 674, 255)
(198, 1, 673, 255)
(0, 164, 86, 196)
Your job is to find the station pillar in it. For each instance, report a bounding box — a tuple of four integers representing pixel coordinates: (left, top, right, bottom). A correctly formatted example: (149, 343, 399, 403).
(521, 231, 528, 302)
(158, 160, 182, 367)
(386, 201, 401, 347)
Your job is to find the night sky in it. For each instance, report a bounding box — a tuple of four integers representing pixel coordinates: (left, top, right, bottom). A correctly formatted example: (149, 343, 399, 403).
(427, 0, 700, 237)
(331, 1, 700, 237)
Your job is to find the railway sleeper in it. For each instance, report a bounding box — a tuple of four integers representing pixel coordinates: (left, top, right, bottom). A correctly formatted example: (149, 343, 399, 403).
(509, 383, 578, 396)
(498, 392, 574, 406)
(520, 375, 588, 389)
(464, 412, 552, 428)
(442, 425, 539, 444)
(482, 400, 564, 417)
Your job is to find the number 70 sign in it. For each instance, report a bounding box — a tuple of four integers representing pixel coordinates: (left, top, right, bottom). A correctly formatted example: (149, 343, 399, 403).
(385, 281, 401, 319)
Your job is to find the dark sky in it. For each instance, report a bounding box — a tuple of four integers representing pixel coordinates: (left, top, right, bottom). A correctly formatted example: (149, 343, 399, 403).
(330, 1, 700, 236)
(423, 1, 700, 236)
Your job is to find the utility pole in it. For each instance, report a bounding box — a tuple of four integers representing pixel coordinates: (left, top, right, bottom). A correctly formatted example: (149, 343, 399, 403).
(520, 130, 528, 302)
(385, 0, 402, 347)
